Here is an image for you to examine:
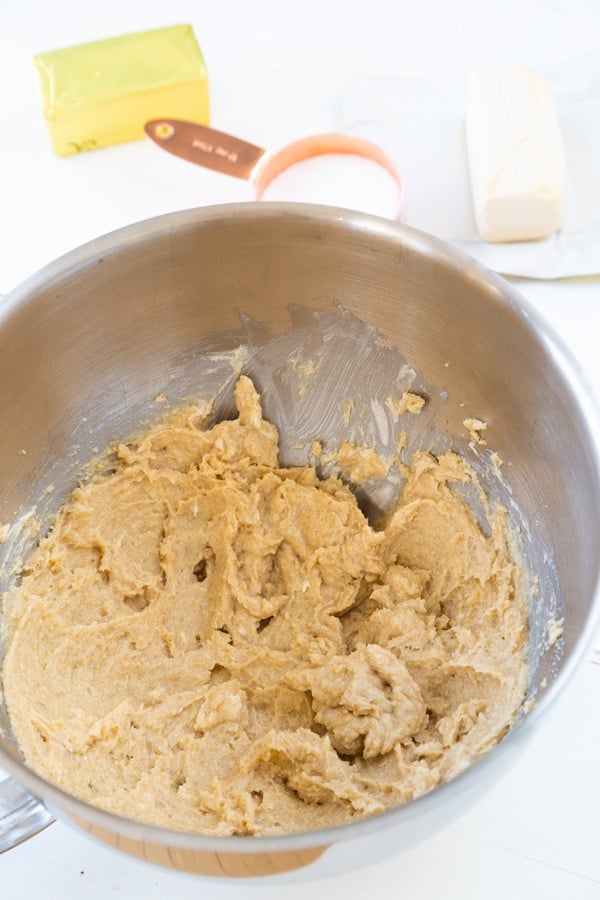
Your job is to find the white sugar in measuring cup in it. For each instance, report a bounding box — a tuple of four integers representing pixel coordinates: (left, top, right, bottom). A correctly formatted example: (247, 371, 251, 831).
(144, 120, 404, 219)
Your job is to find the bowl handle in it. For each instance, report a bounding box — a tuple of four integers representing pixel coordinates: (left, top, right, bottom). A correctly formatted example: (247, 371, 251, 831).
(0, 776, 54, 853)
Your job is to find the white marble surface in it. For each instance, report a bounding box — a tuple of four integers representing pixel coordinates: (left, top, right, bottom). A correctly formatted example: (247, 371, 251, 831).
(1, 0, 600, 896)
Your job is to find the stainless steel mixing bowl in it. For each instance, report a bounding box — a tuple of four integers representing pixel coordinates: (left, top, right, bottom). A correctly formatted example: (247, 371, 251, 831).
(1, 203, 599, 877)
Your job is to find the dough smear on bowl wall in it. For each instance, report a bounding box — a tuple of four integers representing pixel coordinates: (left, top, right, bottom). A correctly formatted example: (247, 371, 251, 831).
(1, 375, 529, 836)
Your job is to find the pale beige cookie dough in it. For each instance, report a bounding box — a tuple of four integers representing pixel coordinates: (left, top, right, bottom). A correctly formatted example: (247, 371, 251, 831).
(1, 376, 528, 836)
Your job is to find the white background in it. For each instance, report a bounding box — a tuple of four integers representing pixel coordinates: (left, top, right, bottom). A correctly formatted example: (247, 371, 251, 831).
(1, 0, 600, 897)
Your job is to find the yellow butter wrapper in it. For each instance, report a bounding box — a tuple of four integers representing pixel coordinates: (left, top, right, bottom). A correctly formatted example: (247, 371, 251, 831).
(34, 24, 210, 156)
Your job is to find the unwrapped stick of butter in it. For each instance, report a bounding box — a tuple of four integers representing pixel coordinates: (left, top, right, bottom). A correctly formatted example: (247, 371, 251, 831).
(465, 67, 565, 243)
(34, 24, 209, 156)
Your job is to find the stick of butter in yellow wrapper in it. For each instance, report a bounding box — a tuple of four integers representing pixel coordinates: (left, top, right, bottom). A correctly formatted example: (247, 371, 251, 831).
(34, 24, 209, 156)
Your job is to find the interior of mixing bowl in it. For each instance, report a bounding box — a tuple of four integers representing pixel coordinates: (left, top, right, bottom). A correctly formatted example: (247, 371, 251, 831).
(1, 203, 599, 822)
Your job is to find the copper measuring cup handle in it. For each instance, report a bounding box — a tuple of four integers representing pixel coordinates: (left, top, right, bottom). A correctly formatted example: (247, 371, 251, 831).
(144, 120, 266, 180)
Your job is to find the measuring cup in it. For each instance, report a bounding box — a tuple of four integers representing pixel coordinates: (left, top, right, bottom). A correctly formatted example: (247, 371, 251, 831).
(144, 120, 404, 219)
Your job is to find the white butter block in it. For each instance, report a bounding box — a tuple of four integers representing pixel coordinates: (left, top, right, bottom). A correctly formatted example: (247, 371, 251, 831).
(465, 67, 565, 243)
